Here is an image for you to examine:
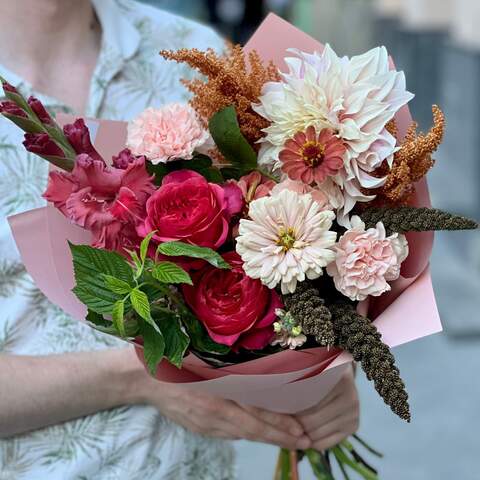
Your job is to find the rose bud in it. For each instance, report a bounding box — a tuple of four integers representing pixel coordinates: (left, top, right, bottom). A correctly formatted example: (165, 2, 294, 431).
(27, 96, 53, 125)
(0, 101, 27, 118)
(23, 133, 65, 157)
(63, 118, 104, 162)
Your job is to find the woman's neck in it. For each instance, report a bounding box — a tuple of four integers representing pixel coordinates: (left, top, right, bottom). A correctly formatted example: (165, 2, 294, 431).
(0, 0, 101, 112)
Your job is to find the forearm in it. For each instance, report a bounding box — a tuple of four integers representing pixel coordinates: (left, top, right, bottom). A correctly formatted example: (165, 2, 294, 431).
(0, 346, 145, 438)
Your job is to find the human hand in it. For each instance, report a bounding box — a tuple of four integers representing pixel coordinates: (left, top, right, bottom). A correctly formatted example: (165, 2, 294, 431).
(296, 365, 359, 451)
(137, 379, 311, 450)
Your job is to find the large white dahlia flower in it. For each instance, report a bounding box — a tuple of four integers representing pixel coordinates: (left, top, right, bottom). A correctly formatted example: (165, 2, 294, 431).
(254, 45, 414, 225)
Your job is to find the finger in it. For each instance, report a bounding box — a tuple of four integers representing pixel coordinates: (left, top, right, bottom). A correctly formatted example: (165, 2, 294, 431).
(299, 393, 354, 431)
(308, 413, 358, 443)
(313, 431, 349, 451)
(242, 405, 305, 436)
(223, 405, 311, 450)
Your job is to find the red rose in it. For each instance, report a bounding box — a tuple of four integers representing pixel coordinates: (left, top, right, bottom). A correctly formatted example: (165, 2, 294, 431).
(183, 252, 282, 350)
(138, 170, 242, 249)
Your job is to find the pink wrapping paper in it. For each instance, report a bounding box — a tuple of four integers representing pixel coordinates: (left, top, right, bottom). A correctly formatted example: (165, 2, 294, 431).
(8, 14, 442, 414)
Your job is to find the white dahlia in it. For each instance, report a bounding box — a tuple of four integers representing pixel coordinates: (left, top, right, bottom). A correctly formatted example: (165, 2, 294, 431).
(236, 189, 337, 294)
(254, 45, 414, 225)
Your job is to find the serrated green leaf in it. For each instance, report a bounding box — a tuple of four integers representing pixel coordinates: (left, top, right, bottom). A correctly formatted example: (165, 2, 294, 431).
(140, 321, 165, 375)
(70, 243, 134, 283)
(130, 288, 152, 321)
(151, 261, 193, 285)
(208, 106, 257, 174)
(103, 275, 132, 295)
(86, 310, 107, 326)
(153, 312, 190, 368)
(69, 243, 134, 314)
(156, 241, 230, 269)
(140, 231, 156, 264)
(73, 283, 119, 315)
(112, 300, 126, 337)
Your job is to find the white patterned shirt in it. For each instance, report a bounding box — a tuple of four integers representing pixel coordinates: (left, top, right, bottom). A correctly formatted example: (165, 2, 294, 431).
(0, 1, 235, 479)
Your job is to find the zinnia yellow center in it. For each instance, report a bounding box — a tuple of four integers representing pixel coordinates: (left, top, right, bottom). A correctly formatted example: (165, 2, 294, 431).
(277, 227, 296, 251)
(301, 141, 325, 167)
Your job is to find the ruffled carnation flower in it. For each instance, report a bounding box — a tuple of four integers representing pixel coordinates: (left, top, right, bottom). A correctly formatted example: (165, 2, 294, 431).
(254, 45, 414, 224)
(127, 104, 211, 164)
(326, 216, 409, 301)
(236, 189, 337, 294)
(279, 126, 345, 184)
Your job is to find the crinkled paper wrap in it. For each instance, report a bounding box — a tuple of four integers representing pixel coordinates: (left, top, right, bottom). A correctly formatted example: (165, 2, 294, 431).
(8, 14, 441, 414)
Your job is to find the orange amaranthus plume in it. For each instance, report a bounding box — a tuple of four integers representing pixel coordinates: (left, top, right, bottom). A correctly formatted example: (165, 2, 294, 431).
(368, 105, 445, 206)
(159, 45, 280, 148)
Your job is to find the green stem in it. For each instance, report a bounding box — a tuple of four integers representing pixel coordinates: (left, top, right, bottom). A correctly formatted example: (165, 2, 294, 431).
(280, 449, 291, 480)
(332, 446, 378, 480)
(305, 449, 334, 480)
(352, 434, 383, 458)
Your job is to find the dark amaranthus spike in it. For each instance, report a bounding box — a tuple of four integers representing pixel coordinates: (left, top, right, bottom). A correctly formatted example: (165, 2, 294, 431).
(330, 301, 411, 422)
(360, 206, 478, 236)
(284, 282, 335, 347)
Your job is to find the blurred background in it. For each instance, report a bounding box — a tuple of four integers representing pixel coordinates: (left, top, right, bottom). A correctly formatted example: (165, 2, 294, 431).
(139, 1, 480, 478)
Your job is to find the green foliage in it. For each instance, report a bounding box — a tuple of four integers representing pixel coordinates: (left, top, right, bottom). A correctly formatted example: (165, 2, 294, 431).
(112, 300, 126, 337)
(154, 311, 190, 368)
(130, 287, 152, 322)
(140, 321, 165, 376)
(103, 275, 132, 295)
(70, 243, 133, 315)
(151, 261, 192, 285)
(156, 241, 230, 269)
(208, 106, 257, 175)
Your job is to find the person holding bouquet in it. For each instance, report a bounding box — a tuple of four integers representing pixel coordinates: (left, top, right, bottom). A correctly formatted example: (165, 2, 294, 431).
(0, 1, 360, 479)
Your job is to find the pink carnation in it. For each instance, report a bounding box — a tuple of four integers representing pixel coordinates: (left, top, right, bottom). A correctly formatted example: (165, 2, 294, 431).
(127, 104, 211, 164)
(327, 216, 409, 301)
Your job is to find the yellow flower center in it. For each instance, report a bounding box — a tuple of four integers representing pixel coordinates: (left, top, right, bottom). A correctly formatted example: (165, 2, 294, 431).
(277, 227, 296, 251)
(301, 141, 325, 167)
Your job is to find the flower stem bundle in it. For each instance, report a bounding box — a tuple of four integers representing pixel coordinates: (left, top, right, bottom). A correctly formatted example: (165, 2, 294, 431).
(330, 301, 411, 422)
(360, 206, 478, 235)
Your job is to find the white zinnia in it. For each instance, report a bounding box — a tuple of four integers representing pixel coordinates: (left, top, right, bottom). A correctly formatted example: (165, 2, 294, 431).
(254, 45, 414, 225)
(236, 189, 337, 294)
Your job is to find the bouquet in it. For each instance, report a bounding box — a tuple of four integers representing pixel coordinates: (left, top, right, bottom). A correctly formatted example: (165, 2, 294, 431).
(3, 14, 477, 479)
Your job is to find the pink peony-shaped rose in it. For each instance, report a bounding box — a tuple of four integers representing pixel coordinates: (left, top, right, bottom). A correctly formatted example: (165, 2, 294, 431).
(183, 252, 283, 350)
(44, 154, 155, 252)
(127, 104, 211, 164)
(327, 216, 409, 301)
(138, 170, 242, 250)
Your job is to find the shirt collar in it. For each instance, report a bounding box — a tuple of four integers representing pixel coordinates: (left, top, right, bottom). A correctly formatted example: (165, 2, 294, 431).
(91, 0, 141, 62)
(0, 0, 142, 114)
